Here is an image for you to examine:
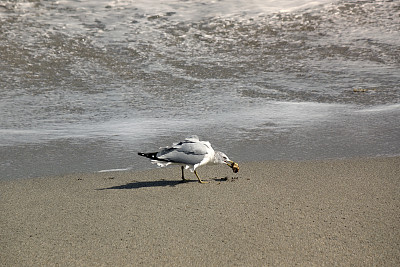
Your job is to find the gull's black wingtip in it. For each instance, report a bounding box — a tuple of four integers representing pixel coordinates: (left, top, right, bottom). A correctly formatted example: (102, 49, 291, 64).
(138, 152, 158, 160)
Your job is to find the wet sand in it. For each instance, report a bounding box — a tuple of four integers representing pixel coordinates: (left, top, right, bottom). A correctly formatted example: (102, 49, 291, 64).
(1, 157, 399, 266)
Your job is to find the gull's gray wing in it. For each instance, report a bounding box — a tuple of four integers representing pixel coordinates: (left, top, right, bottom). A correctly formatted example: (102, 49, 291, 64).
(156, 139, 209, 166)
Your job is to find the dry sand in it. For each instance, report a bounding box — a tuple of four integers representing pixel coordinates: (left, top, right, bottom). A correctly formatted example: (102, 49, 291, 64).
(1, 157, 399, 266)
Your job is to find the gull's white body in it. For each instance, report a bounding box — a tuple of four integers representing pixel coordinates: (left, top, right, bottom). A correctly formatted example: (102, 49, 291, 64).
(138, 135, 236, 183)
(152, 135, 226, 171)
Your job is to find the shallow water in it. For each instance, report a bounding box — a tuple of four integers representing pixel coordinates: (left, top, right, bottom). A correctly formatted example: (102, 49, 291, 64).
(1, 0, 399, 180)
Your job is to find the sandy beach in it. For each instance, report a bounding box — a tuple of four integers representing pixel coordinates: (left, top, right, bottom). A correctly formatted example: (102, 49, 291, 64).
(1, 157, 399, 266)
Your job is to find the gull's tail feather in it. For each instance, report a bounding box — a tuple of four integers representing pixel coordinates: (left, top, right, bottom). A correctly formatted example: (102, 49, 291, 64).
(138, 152, 171, 168)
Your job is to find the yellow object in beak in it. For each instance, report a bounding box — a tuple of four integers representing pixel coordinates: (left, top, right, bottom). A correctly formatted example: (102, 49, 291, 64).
(227, 161, 239, 173)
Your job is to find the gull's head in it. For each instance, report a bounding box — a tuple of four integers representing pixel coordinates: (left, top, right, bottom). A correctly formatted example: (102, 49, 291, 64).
(214, 151, 239, 173)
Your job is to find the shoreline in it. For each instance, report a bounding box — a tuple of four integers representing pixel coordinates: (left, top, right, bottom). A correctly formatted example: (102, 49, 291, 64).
(1, 156, 399, 266)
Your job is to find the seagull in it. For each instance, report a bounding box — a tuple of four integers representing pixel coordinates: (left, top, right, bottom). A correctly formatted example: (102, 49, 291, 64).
(138, 135, 239, 183)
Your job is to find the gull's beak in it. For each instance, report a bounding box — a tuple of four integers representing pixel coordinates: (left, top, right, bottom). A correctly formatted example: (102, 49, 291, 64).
(226, 160, 239, 173)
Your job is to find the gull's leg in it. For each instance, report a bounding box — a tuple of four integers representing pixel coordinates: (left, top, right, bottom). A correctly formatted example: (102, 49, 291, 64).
(194, 170, 208, 184)
(181, 166, 187, 181)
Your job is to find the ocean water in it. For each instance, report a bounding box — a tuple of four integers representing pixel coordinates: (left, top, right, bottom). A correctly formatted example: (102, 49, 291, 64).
(1, 0, 399, 180)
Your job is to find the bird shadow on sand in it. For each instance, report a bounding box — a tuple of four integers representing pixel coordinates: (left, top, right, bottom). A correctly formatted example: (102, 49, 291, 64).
(97, 177, 230, 190)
